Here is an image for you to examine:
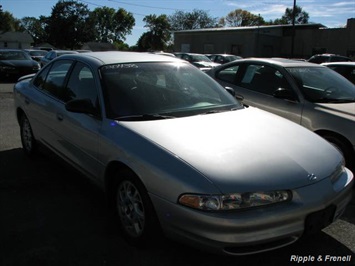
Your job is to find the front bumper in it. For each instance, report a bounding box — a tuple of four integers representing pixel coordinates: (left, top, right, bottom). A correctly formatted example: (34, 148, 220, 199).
(150, 168, 353, 255)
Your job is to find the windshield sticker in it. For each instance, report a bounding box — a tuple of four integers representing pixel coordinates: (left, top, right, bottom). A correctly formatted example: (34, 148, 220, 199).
(102, 64, 139, 70)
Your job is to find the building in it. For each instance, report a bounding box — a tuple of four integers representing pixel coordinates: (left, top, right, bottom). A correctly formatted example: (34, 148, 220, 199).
(0, 31, 34, 49)
(173, 18, 355, 60)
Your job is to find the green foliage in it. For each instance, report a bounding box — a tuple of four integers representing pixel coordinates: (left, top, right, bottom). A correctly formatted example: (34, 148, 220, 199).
(89, 7, 135, 43)
(0, 11, 22, 32)
(2, 0, 312, 49)
(46, 0, 94, 49)
(20, 16, 48, 44)
(138, 14, 171, 51)
(168, 9, 218, 31)
(219, 9, 265, 27)
(272, 5, 309, 25)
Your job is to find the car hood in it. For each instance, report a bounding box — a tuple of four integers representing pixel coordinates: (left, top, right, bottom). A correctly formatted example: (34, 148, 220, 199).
(0, 60, 37, 67)
(122, 107, 343, 193)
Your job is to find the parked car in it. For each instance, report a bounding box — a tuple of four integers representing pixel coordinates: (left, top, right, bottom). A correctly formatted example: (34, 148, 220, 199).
(149, 51, 176, 57)
(14, 52, 353, 256)
(208, 54, 242, 64)
(174, 52, 220, 71)
(40, 49, 79, 66)
(76, 49, 92, 53)
(207, 58, 355, 171)
(33, 46, 53, 51)
(23, 49, 48, 62)
(0, 49, 41, 81)
(308, 54, 352, 64)
(322, 62, 355, 84)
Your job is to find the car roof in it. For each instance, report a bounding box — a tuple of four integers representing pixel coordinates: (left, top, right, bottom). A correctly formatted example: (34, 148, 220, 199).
(311, 53, 349, 57)
(174, 52, 205, 55)
(321, 62, 355, 66)
(24, 49, 46, 51)
(59, 51, 184, 65)
(0, 49, 25, 52)
(211, 54, 239, 56)
(52, 50, 78, 53)
(226, 57, 324, 68)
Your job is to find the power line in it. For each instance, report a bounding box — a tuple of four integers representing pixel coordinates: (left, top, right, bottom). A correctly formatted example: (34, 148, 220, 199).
(78, 0, 146, 16)
(107, 0, 188, 11)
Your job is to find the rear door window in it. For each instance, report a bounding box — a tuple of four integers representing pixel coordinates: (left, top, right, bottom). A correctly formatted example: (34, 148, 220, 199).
(37, 60, 73, 101)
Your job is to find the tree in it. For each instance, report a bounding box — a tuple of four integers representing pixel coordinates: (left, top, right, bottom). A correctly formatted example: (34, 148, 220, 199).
(219, 9, 265, 27)
(46, 0, 93, 49)
(89, 7, 135, 43)
(273, 5, 309, 24)
(168, 9, 218, 31)
(20, 16, 49, 44)
(0, 10, 22, 32)
(138, 14, 171, 51)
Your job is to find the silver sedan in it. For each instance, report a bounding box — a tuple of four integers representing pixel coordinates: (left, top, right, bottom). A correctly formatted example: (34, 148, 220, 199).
(14, 52, 354, 255)
(207, 58, 355, 172)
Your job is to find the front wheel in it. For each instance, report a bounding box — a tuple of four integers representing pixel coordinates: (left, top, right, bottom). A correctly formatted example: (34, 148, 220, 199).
(323, 134, 354, 171)
(20, 114, 37, 156)
(114, 170, 162, 247)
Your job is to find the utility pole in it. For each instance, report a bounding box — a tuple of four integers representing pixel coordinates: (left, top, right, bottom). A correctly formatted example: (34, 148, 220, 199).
(291, 0, 296, 58)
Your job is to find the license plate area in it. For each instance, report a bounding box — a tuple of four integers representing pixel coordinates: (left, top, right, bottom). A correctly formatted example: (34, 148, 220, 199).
(304, 205, 336, 235)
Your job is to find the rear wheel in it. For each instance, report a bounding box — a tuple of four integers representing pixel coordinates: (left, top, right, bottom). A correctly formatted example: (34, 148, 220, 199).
(20, 114, 37, 156)
(114, 170, 162, 247)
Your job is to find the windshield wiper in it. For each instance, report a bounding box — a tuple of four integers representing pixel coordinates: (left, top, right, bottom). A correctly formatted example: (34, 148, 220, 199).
(116, 113, 176, 121)
(201, 107, 240, 115)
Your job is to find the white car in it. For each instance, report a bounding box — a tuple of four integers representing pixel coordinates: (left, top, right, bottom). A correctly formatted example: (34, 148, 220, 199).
(14, 52, 353, 255)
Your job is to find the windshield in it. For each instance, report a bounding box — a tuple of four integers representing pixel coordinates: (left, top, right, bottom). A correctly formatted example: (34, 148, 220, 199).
(287, 66, 355, 103)
(29, 50, 47, 56)
(226, 56, 241, 62)
(100, 62, 241, 120)
(191, 55, 212, 62)
(0, 51, 30, 60)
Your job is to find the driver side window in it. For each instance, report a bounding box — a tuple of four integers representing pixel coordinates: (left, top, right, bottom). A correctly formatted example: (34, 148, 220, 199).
(239, 64, 291, 96)
(65, 62, 100, 115)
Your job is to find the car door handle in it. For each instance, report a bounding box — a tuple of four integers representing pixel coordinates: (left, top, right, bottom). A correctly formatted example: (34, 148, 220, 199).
(56, 113, 63, 121)
(25, 97, 30, 104)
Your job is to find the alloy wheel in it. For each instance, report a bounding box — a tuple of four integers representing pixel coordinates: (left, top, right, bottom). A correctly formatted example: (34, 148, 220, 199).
(116, 180, 145, 238)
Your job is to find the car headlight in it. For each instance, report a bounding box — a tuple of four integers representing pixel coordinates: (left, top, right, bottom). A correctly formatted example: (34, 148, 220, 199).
(330, 160, 345, 184)
(32, 64, 41, 71)
(178, 190, 291, 211)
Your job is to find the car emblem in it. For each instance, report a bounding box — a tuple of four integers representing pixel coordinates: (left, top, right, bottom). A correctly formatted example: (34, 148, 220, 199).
(308, 173, 317, 181)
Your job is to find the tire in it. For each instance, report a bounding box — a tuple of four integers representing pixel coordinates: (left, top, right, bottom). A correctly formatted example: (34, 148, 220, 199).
(114, 170, 162, 247)
(20, 114, 37, 156)
(323, 134, 354, 171)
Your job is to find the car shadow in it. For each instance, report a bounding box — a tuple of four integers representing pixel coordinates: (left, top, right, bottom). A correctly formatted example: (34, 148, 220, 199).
(0, 148, 354, 266)
(0, 77, 19, 83)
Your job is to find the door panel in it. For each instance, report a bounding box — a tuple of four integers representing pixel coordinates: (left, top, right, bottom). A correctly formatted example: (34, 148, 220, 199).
(54, 62, 102, 179)
(217, 63, 304, 124)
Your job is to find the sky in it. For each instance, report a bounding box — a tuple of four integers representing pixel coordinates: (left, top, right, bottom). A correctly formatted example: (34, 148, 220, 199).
(1, 0, 355, 46)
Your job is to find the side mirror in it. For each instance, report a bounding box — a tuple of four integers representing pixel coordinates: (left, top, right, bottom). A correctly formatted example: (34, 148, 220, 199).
(65, 99, 98, 115)
(235, 94, 244, 102)
(225, 86, 236, 96)
(273, 88, 297, 102)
